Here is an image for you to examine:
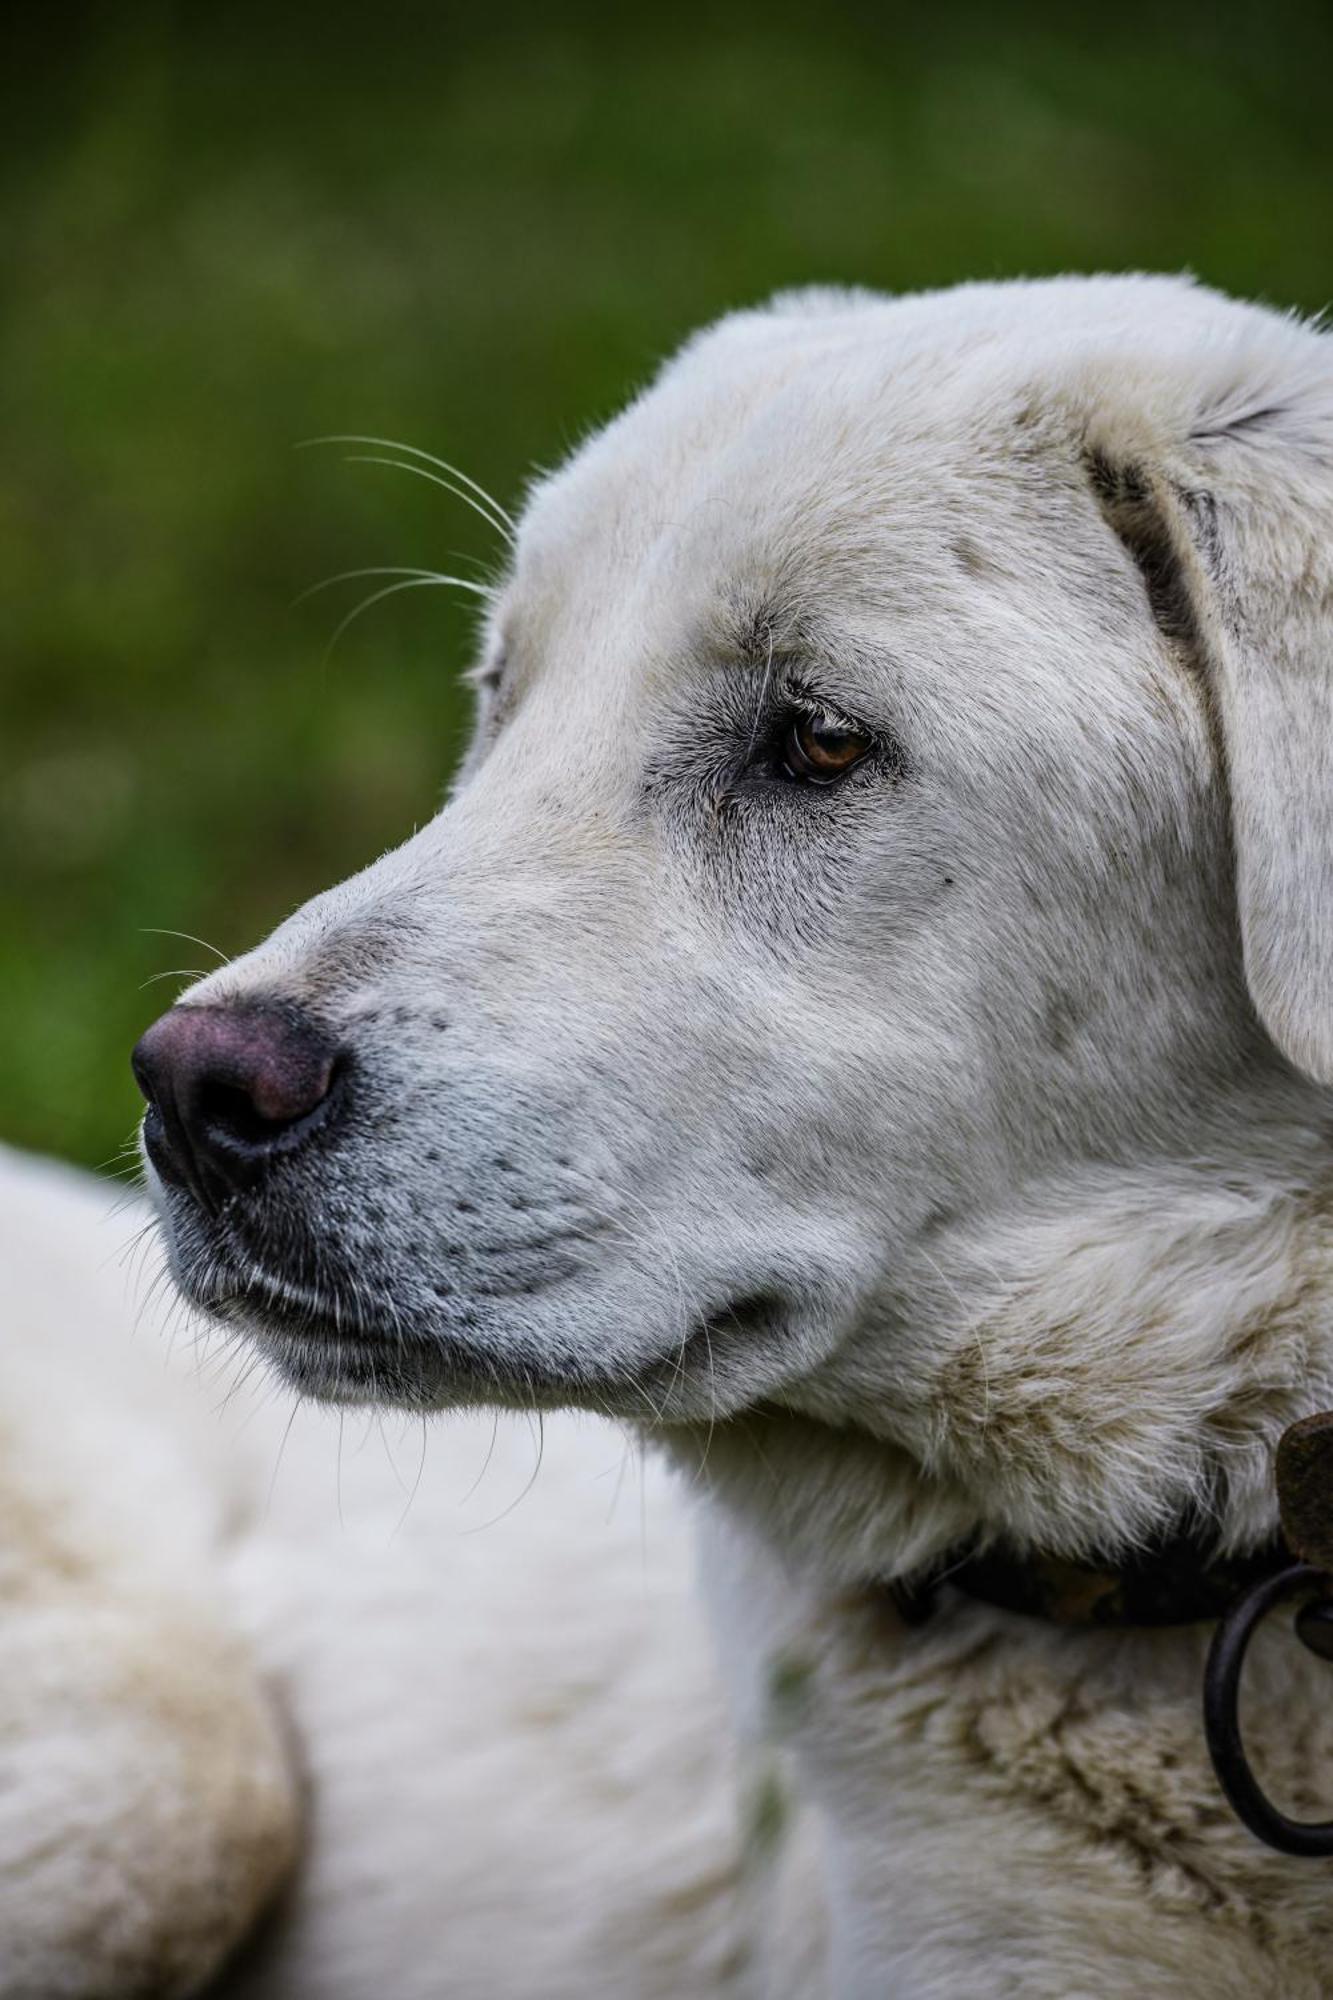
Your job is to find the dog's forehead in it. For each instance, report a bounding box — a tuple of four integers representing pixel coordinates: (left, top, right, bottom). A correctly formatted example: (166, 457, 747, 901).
(515, 311, 995, 634)
(501, 285, 1183, 700)
(484, 277, 1243, 767)
(508, 274, 1244, 642)
(465, 320, 1006, 825)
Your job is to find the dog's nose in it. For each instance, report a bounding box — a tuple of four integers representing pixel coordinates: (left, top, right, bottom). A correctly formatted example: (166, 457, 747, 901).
(132, 1002, 342, 1207)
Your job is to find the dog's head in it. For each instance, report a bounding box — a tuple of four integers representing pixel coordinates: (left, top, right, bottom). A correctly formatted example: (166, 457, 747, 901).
(137, 276, 1333, 1568)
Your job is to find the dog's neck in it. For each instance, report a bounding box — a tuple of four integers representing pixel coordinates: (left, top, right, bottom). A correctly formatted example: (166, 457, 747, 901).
(662, 1133, 1333, 1991)
(660, 1089, 1333, 1597)
(654, 1110, 1333, 1993)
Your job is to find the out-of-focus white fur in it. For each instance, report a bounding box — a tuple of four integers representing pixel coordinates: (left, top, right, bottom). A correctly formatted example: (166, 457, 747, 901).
(0, 1151, 298, 1998)
(0, 1149, 757, 2000)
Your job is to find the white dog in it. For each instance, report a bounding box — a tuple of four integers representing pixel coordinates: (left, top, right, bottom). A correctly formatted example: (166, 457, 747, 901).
(11, 272, 1333, 1995)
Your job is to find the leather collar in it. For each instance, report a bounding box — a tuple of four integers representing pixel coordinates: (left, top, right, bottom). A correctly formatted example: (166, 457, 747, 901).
(888, 1411, 1333, 1857)
(892, 1529, 1293, 1629)
(893, 1408, 1333, 1630)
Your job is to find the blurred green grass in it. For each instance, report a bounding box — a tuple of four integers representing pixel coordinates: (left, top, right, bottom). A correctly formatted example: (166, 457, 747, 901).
(3, 1, 1331, 1170)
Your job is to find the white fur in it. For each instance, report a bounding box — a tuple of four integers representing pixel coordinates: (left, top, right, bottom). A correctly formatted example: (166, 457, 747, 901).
(14, 274, 1333, 1992)
(0, 1150, 754, 1998)
(0, 1151, 298, 1998)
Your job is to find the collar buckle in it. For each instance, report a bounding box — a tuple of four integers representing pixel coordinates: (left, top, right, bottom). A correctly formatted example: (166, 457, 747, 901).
(1201, 1409, 1333, 1856)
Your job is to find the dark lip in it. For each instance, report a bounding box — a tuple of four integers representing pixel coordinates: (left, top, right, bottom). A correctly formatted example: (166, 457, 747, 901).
(218, 1286, 395, 1347)
(209, 1276, 510, 1408)
(235, 1298, 623, 1413)
(194, 1265, 790, 1418)
(160, 1185, 797, 1417)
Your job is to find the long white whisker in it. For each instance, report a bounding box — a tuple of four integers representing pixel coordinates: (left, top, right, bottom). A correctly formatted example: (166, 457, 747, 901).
(263, 1402, 301, 1522)
(338, 454, 512, 548)
(464, 1409, 547, 1533)
(139, 967, 206, 988)
(323, 575, 491, 659)
(389, 1414, 430, 1544)
(140, 926, 232, 965)
(292, 565, 492, 607)
(461, 1411, 501, 1504)
(301, 434, 517, 539)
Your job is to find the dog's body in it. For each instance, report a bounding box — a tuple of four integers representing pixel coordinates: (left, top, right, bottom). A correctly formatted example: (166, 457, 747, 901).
(0, 1151, 298, 1999)
(13, 273, 1333, 1992)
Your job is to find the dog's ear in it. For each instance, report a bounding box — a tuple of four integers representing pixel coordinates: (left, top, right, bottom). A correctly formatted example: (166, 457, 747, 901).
(1081, 320, 1333, 1082)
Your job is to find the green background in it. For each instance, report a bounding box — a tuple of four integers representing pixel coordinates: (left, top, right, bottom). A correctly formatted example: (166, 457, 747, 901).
(4, 1, 1331, 1172)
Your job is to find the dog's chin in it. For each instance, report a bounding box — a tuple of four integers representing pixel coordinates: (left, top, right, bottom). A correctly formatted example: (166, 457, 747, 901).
(242, 1316, 463, 1410)
(180, 1262, 793, 1424)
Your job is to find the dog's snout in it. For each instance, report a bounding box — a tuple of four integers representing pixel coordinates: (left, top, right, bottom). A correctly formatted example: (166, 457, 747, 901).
(132, 1001, 343, 1206)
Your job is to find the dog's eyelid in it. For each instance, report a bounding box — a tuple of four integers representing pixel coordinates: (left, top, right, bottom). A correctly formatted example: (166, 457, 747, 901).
(777, 674, 901, 759)
(783, 686, 861, 735)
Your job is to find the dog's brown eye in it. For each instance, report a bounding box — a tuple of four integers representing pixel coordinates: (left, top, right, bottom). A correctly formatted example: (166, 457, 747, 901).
(782, 714, 873, 784)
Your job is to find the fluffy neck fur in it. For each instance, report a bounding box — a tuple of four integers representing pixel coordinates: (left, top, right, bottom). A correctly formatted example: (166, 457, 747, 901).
(659, 1092, 1333, 1998)
(660, 1074, 1333, 1591)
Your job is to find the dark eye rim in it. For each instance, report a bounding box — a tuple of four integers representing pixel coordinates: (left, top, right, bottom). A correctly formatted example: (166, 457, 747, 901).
(779, 711, 876, 786)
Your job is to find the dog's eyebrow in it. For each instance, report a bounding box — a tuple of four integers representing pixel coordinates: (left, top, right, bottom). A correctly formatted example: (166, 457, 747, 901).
(711, 601, 903, 701)
(711, 597, 816, 668)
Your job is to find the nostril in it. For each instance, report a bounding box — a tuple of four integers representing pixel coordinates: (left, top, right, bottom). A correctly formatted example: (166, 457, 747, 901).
(132, 1000, 345, 1203)
(233, 1049, 338, 1133)
(196, 1071, 330, 1150)
(205, 1076, 277, 1146)
(242, 1041, 338, 1127)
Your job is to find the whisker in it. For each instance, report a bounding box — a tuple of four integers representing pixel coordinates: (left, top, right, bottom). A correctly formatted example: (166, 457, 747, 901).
(140, 966, 205, 988)
(464, 1410, 547, 1532)
(375, 1413, 412, 1498)
(461, 1410, 501, 1504)
(389, 1413, 430, 1543)
(141, 926, 232, 965)
(323, 575, 492, 661)
(228, 1372, 286, 1442)
(102, 1170, 147, 1207)
(292, 564, 491, 607)
(263, 1401, 302, 1522)
(605, 1439, 633, 1525)
(109, 1214, 157, 1277)
(214, 1344, 269, 1420)
(300, 434, 517, 540)
(340, 453, 516, 548)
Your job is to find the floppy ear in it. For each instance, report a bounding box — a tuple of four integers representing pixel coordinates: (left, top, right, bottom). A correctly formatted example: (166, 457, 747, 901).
(1081, 318, 1333, 1082)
